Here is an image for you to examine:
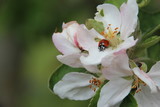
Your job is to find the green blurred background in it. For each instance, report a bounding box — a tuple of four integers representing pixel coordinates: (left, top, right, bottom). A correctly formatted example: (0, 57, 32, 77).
(0, 0, 160, 107)
(0, 0, 103, 107)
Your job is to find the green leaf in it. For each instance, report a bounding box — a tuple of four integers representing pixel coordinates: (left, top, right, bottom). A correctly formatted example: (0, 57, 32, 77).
(137, 0, 151, 8)
(138, 36, 160, 48)
(49, 64, 86, 90)
(142, 24, 160, 40)
(130, 36, 160, 59)
(88, 87, 100, 107)
(139, 10, 160, 32)
(148, 42, 160, 61)
(140, 0, 160, 14)
(120, 94, 138, 107)
(104, 0, 127, 8)
(85, 19, 104, 33)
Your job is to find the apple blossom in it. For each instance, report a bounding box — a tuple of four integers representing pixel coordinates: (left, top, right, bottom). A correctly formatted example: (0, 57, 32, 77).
(52, 21, 87, 68)
(53, 72, 106, 100)
(78, 0, 138, 72)
(98, 52, 160, 107)
(53, 21, 104, 72)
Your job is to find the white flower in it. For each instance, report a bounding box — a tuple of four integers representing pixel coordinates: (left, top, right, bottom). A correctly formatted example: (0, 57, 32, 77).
(52, 21, 86, 68)
(77, 0, 138, 72)
(98, 52, 160, 107)
(53, 21, 104, 72)
(53, 72, 105, 100)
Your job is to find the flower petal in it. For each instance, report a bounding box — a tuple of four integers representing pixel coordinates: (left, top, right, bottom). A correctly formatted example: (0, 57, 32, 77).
(77, 27, 103, 51)
(95, 4, 121, 31)
(53, 72, 96, 100)
(98, 78, 132, 107)
(148, 61, 160, 88)
(120, 0, 138, 39)
(62, 21, 77, 29)
(82, 64, 100, 73)
(148, 61, 160, 74)
(52, 32, 80, 55)
(133, 67, 158, 93)
(134, 85, 160, 107)
(102, 53, 133, 80)
(57, 53, 83, 68)
(117, 36, 137, 52)
(80, 47, 112, 72)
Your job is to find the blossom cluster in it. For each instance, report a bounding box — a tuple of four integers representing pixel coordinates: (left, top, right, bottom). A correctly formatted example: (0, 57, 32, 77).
(51, 0, 160, 107)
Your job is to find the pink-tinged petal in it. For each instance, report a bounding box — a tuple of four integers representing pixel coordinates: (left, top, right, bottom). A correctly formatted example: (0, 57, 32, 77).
(102, 53, 133, 80)
(52, 32, 80, 55)
(62, 21, 77, 29)
(133, 67, 158, 93)
(147, 61, 160, 88)
(95, 4, 121, 31)
(57, 53, 83, 68)
(120, 0, 138, 40)
(98, 78, 132, 107)
(53, 72, 96, 100)
(135, 85, 160, 107)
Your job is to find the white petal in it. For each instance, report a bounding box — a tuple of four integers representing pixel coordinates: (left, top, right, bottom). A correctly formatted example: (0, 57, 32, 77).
(133, 67, 158, 93)
(57, 53, 83, 68)
(80, 47, 112, 69)
(82, 64, 100, 73)
(62, 21, 77, 29)
(53, 72, 96, 100)
(120, 0, 138, 39)
(80, 36, 136, 72)
(148, 61, 160, 74)
(117, 36, 137, 52)
(135, 85, 160, 107)
(148, 61, 160, 88)
(102, 53, 133, 80)
(77, 27, 103, 51)
(52, 32, 80, 55)
(95, 4, 121, 31)
(98, 78, 132, 107)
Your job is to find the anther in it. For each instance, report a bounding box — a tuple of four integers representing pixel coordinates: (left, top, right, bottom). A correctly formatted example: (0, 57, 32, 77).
(114, 27, 119, 30)
(113, 31, 118, 34)
(101, 31, 105, 35)
(136, 89, 142, 93)
(132, 85, 137, 89)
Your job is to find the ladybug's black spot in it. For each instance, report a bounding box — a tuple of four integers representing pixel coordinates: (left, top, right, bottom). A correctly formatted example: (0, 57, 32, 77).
(98, 43, 107, 51)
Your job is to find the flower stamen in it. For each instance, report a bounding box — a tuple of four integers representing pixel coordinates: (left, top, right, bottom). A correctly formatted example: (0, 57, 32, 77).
(89, 77, 102, 92)
(132, 75, 147, 93)
(99, 24, 122, 49)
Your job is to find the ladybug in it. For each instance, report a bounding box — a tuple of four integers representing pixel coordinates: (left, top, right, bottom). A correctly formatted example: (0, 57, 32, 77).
(98, 39, 109, 51)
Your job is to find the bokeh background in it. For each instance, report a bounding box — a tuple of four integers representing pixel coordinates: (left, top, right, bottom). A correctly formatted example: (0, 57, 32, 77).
(0, 0, 104, 107)
(0, 0, 160, 107)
